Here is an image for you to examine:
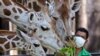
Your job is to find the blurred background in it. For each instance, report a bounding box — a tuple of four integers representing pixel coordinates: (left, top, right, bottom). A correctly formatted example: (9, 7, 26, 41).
(76, 0, 100, 54)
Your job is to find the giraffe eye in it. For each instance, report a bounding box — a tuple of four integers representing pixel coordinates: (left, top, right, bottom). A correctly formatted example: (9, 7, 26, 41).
(29, 13, 34, 23)
(30, 14, 34, 20)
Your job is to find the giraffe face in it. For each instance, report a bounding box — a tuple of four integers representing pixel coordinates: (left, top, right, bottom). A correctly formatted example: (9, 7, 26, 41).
(28, 12, 63, 50)
(2, 0, 12, 6)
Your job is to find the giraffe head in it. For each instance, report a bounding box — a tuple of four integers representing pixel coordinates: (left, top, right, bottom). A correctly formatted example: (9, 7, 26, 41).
(43, 0, 81, 42)
(0, 0, 64, 54)
(26, 11, 64, 51)
(44, 0, 81, 20)
(13, 0, 64, 51)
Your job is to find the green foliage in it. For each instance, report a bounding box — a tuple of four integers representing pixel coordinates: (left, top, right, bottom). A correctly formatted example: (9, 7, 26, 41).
(59, 46, 76, 56)
(55, 36, 76, 56)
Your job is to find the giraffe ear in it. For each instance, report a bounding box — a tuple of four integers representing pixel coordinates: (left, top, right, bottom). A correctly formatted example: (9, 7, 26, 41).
(71, 1, 81, 12)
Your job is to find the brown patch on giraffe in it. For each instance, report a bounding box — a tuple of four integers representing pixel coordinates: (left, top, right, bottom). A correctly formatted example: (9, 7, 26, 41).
(50, 19, 56, 31)
(13, 36, 20, 41)
(38, 0, 45, 5)
(0, 46, 4, 53)
(14, 16, 19, 20)
(2, 0, 12, 6)
(7, 35, 15, 39)
(33, 2, 41, 12)
(58, 4, 69, 22)
(12, 7, 17, 13)
(56, 0, 69, 24)
(3, 9, 11, 16)
(12, 0, 28, 11)
(16, 0, 22, 3)
(5, 42, 10, 49)
(0, 38, 7, 44)
(12, 42, 16, 48)
(28, 2, 32, 9)
(17, 8, 22, 14)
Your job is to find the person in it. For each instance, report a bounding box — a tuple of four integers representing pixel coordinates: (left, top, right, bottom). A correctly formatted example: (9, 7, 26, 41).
(73, 27, 91, 56)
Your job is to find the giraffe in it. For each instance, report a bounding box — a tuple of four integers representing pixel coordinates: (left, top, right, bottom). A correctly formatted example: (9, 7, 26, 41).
(19, 0, 78, 41)
(16, 0, 65, 48)
(44, 0, 81, 39)
(15, 0, 68, 54)
(15, 0, 81, 54)
(0, 1, 47, 55)
(13, 0, 66, 54)
(0, 0, 64, 54)
(0, 0, 34, 32)
(0, 30, 46, 56)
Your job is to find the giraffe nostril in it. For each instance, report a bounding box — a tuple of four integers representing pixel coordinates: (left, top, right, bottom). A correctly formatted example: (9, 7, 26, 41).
(43, 46, 47, 52)
(41, 26, 50, 31)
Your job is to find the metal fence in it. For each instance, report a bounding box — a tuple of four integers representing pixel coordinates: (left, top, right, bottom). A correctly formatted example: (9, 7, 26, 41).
(0, 53, 100, 56)
(91, 53, 100, 56)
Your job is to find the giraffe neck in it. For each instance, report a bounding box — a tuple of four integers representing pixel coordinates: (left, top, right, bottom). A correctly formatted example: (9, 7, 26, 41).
(0, 30, 20, 52)
(0, 0, 28, 18)
(0, 30, 46, 56)
(0, 0, 32, 31)
(17, 0, 48, 13)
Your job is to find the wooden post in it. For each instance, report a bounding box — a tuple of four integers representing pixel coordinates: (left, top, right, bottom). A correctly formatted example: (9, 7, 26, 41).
(10, 49, 18, 55)
(79, 0, 88, 29)
(9, 22, 16, 32)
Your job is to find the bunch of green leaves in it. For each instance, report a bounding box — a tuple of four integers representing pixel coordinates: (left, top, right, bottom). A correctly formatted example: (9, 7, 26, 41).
(56, 36, 76, 56)
(59, 46, 76, 56)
